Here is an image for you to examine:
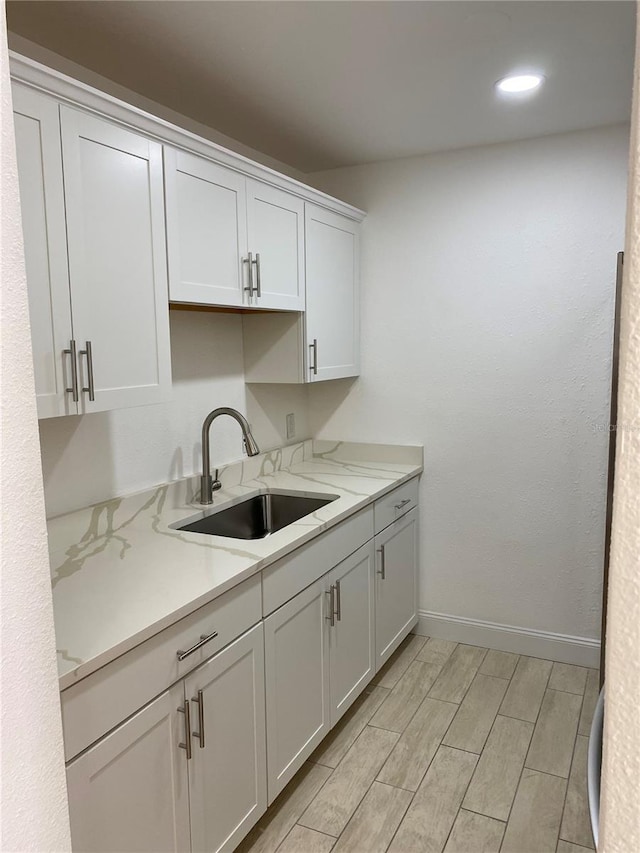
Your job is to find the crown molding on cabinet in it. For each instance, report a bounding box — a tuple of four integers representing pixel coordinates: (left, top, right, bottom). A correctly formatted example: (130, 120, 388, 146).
(9, 51, 366, 223)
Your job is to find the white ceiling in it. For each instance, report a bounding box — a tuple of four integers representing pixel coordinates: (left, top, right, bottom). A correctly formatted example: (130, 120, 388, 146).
(6, 1, 636, 173)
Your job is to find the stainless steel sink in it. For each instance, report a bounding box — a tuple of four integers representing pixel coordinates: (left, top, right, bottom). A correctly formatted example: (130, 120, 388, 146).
(173, 490, 338, 540)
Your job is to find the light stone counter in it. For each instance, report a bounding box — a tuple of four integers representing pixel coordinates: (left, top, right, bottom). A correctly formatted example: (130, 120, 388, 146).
(49, 439, 423, 690)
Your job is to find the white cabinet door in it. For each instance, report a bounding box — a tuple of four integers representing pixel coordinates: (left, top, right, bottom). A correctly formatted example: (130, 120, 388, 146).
(185, 623, 267, 853)
(246, 180, 305, 311)
(60, 106, 172, 413)
(375, 509, 419, 670)
(165, 148, 248, 307)
(12, 84, 76, 418)
(264, 579, 330, 802)
(66, 683, 190, 853)
(328, 542, 375, 725)
(305, 204, 360, 381)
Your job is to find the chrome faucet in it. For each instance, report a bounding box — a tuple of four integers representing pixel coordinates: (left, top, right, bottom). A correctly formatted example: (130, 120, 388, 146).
(200, 407, 260, 505)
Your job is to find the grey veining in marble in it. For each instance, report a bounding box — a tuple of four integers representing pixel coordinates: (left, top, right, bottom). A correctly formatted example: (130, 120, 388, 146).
(49, 440, 423, 689)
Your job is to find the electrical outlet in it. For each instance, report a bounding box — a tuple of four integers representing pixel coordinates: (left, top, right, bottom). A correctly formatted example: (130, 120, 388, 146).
(286, 412, 296, 440)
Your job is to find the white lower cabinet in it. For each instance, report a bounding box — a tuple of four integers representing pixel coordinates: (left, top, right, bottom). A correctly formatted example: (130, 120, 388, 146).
(66, 682, 190, 853)
(64, 482, 419, 850)
(264, 579, 331, 801)
(328, 543, 376, 725)
(66, 624, 266, 853)
(264, 542, 376, 802)
(375, 508, 419, 670)
(185, 624, 267, 853)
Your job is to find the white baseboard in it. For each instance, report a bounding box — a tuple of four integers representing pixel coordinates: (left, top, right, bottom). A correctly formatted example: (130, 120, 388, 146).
(415, 610, 600, 668)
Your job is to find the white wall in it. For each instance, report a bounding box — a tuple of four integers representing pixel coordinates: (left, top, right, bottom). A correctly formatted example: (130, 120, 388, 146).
(309, 124, 629, 643)
(40, 310, 309, 517)
(0, 7, 71, 848)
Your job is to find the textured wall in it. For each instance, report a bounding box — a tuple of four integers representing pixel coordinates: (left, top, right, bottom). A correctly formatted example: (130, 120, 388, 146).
(0, 9, 71, 849)
(309, 124, 629, 641)
(600, 19, 640, 850)
(39, 310, 309, 517)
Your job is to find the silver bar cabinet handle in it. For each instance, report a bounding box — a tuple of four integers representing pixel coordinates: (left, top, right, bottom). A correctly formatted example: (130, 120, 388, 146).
(326, 585, 335, 627)
(176, 630, 219, 661)
(243, 252, 255, 296)
(178, 700, 192, 759)
(335, 579, 342, 622)
(80, 340, 95, 401)
(395, 499, 411, 511)
(309, 338, 318, 375)
(254, 253, 261, 298)
(377, 546, 386, 580)
(63, 339, 79, 402)
(191, 690, 205, 749)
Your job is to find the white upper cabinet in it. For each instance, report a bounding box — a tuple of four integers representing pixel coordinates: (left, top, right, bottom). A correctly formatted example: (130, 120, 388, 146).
(13, 84, 76, 418)
(165, 152, 305, 311)
(305, 204, 360, 381)
(242, 205, 361, 383)
(246, 180, 305, 310)
(13, 83, 172, 418)
(164, 148, 248, 307)
(61, 107, 172, 414)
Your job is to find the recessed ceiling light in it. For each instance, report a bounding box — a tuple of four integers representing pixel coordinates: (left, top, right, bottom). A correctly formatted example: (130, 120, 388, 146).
(496, 73, 545, 94)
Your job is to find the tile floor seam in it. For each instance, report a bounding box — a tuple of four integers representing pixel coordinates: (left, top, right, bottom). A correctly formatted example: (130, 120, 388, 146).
(381, 784, 418, 853)
(557, 703, 588, 848)
(279, 824, 338, 853)
(440, 669, 508, 755)
(371, 657, 449, 736)
(498, 660, 554, 851)
(427, 646, 489, 706)
(459, 804, 508, 825)
(547, 686, 589, 697)
(387, 649, 495, 798)
(437, 745, 483, 853)
(524, 687, 582, 780)
(300, 724, 402, 840)
(333, 778, 415, 853)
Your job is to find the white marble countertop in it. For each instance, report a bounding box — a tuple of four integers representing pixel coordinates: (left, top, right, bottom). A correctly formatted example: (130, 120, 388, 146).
(48, 439, 423, 690)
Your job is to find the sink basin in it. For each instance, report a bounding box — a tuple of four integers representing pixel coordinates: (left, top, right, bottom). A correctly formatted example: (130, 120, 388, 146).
(174, 490, 338, 540)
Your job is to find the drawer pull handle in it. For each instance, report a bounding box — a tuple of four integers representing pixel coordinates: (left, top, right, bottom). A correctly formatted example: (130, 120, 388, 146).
(176, 630, 219, 661)
(178, 701, 192, 759)
(395, 499, 411, 510)
(377, 545, 386, 580)
(335, 579, 342, 622)
(79, 340, 96, 402)
(309, 338, 318, 375)
(254, 253, 262, 298)
(63, 339, 79, 402)
(191, 690, 205, 749)
(326, 585, 336, 627)
(243, 252, 256, 297)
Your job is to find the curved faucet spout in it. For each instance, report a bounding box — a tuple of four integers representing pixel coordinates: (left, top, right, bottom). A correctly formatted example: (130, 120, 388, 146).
(200, 407, 260, 505)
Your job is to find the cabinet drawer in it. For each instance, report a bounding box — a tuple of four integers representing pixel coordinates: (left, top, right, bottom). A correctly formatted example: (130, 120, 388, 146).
(262, 506, 374, 616)
(374, 477, 419, 534)
(61, 574, 261, 761)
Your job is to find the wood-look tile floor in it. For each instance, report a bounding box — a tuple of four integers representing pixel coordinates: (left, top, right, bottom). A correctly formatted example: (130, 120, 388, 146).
(239, 636, 598, 853)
